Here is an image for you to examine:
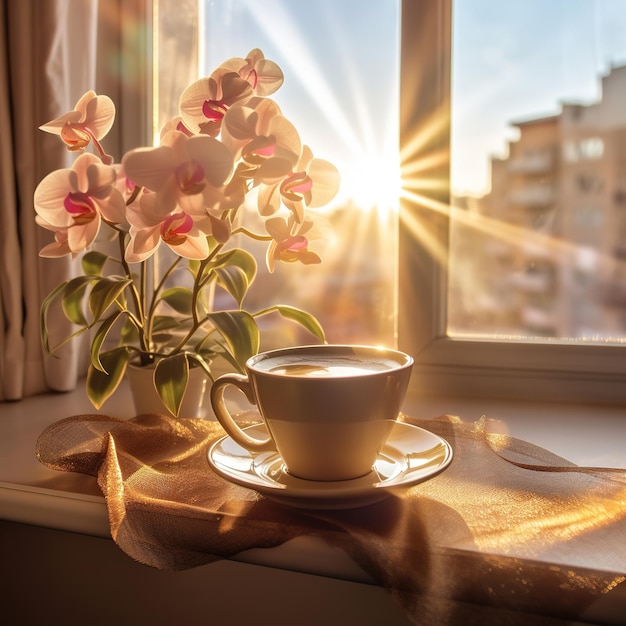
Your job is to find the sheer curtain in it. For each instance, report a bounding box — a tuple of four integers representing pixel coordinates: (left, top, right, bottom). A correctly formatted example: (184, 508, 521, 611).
(0, 0, 146, 401)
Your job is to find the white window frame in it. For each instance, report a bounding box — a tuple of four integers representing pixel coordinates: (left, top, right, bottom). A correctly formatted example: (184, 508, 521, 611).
(144, 0, 626, 405)
(399, 0, 626, 405)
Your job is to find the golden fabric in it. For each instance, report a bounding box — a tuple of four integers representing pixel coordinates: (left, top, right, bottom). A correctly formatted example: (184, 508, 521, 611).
(36, 413, 626, 624)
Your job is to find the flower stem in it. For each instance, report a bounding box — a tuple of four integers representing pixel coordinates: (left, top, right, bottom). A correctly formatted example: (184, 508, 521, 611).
(231, 226, 273, 241)
(118, 230, 149, 355)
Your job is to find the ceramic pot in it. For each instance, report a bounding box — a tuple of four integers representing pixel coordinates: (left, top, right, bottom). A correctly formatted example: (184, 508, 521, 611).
(127, 362, 212, 419)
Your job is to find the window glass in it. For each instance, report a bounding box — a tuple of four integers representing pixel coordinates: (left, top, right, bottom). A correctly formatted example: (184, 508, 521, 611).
(156, 0, 400, 349)
(449, 0, 626, 342)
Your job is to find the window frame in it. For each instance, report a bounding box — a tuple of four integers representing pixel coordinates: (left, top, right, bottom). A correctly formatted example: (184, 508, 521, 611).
(399, 0, 626, 405)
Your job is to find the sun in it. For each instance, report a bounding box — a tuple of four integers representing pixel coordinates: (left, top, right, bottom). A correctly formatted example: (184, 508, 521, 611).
(336, 153, 401, 221)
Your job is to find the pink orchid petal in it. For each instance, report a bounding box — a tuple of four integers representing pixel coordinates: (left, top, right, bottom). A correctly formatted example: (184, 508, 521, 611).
(126, 226, 161, 263)
(122, 145, 176, 192)
(40, 91, 115, 150)
(248, 97, 282, 134)
(60, 123, 91, 150)
(64, 192, 96, 220)
(223, 105, 258, 141)
(167, 234, 209, 259)
(264, 216, 289, 241)
(38, 110, 82, 134)
(266, 244, 277, 273)
(296, 250, 322, 265)
(176, 192, 207, 217)
(268, 116, 301, 163)
(179, 71, 252, 134)
(34, 170, 75, 227)
(279, 235, 308, 252)
(257, 180, 282, 216)
(307, 158, 341, 207)
(67, 215, 100, 252)
(185, 135, 233, 187)
(126, 194, 164, 228)
(256, 156, 294, 183)
(82, 93, 115, 139)
(39, 239, 73, 258)
(253, 58, 284, 96)
(161, 212, 194, 242)
(85, 161, 118, 197)
(95, 190, 127, 225)
(73, 90, 98, 116)
(179, 76, 221, 130)
(283, 199, 306, 223)
(72, 153, 102, 190)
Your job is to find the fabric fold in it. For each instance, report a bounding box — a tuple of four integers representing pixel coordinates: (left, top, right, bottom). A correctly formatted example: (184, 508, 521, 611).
(36, 412, 626, 624)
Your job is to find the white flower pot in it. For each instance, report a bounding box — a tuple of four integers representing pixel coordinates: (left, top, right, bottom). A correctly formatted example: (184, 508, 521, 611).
(127, 362, 213, 419)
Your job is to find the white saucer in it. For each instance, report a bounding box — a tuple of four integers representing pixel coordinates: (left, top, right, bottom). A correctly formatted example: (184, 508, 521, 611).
(207, 421, 453, 509)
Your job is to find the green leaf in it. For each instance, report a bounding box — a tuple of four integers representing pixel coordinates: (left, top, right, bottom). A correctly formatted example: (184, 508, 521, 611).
(187, 259, 201, 277)
(120, 316, 140, 343)
(61, 275, 94, 326)
(81, 250, 109, 276)
(186, 352, 215, 383)
(152, 315, 185, 332)
(86, 347, 130, 409)
(40, 281, 69, 353)
(271, 305, 326, 342)
(207, 310, 260, 368)
(90, 311, 125, 372)
(214, 248, 257, 285)
(88, 277, 132, 321)
(154, 353, 189, 417)
(160, 287, 194, 314)
(214, 265, 249, 307)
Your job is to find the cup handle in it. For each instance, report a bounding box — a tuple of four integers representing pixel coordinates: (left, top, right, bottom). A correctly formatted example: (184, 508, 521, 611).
(210, 373, 274, 451)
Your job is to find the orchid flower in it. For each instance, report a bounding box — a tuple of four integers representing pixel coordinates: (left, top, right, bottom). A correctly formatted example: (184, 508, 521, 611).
(34, 153, 126, 255)
(121, 130, 233, 216)
(160, 116, 193, 138)
(35, 218, 73, 258)
(179, 68, 253, 136)
(265, 215, 321, 272)
(39, 91, 115, 164)
(221, 97, 301, 167)
(256, 145, 341, 222)
(125, 192, 212, 263)
(36, 50, 335, 416)
(219, 48, 284, 96)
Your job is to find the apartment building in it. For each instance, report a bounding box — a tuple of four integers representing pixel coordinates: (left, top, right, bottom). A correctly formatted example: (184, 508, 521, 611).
(451, 65, 626, 340)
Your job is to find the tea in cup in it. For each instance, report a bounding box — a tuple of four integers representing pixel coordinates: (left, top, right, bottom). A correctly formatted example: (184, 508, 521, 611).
(210, 344, 413, 481)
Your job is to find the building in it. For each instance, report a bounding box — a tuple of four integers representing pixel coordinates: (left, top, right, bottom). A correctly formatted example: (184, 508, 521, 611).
(451, 65, 626, 340)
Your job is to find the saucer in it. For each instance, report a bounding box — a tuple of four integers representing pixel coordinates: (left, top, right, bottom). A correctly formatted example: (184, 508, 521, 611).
(207, 421, 453, 509)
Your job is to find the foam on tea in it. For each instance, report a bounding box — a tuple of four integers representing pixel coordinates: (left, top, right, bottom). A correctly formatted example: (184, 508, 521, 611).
(255, 355, 401, 377)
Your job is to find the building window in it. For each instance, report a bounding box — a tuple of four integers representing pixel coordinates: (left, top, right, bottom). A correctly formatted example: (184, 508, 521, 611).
(564, 138, 605, 162)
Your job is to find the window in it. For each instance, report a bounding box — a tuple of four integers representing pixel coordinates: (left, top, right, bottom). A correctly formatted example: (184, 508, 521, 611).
(152, 0, 626, 404)
(565, 138, 605, 163)
(155, 0, 399, 350)
(400, 0, 626, 404)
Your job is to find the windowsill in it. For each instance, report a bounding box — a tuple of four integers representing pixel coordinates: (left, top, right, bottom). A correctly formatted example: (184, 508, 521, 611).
(1, 381, 625, 582)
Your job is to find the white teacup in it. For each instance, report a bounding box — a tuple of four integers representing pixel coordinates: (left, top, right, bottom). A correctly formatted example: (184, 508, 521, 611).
(210, 344, 414, 481)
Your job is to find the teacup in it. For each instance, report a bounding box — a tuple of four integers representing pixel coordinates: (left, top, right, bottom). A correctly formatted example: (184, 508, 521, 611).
(210, 344, 413, 481)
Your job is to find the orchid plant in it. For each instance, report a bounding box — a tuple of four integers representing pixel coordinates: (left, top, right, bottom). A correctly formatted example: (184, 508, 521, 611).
(35, 49, 340, 416)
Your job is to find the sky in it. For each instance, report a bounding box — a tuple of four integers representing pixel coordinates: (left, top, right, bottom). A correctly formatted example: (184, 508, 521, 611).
(200, 1, 626, 203)
(201, 0, 400, 212)
(452, 0, 626, 196)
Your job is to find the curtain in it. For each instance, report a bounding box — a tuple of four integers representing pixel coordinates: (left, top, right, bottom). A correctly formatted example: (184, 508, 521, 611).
(0, 0, 137, 401)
